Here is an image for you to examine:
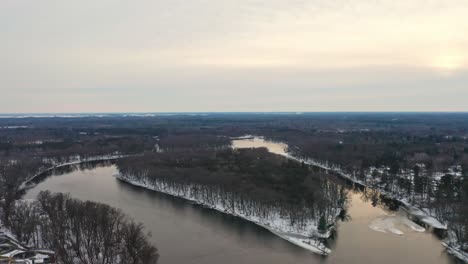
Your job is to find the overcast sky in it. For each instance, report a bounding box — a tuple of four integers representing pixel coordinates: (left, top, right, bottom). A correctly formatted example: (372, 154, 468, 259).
(1, 0, 467, 113)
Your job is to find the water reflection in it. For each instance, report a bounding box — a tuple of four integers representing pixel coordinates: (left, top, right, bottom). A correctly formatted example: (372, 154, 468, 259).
(116, 180, 325, 259)
(23, 160, 458, 264)
(231, 137, 288, 155)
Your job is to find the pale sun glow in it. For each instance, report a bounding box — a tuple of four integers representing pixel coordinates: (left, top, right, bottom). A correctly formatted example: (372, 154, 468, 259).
(432, 54, 465, 72)
(1, 0, 468, 112)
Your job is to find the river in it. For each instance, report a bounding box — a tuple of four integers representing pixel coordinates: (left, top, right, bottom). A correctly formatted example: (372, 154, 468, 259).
(24, 138, 458, 264)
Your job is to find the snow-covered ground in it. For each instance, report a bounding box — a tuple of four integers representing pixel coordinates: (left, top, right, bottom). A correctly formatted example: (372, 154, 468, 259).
(265, 151, 448, 231)
(443, 242, 468, 263)
(260, 144, 449, 231)
(399, 200, 447, 230)
(232, 136, 468, 261)
(0, 215, 29, 251)
(115, 174, 334, 255)
(19, 154, 130, 191)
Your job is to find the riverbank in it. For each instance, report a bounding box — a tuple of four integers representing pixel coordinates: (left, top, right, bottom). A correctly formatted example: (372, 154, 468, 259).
(244, 137, 468, 260)
(290, 154, 468, 262)
(114, 174, 335, 255)
(286, 154, 447, 229)
(15, 148, 338, 255)
(443, 242, 468, 263)
(233, 136, 468, 260)
(19, 154, 129, 191)
(231, 136, 448, 230)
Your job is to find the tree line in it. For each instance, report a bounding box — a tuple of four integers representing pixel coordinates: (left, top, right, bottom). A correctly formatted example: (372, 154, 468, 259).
(6, 191, 159, 264)
(117, 148, 347, 235)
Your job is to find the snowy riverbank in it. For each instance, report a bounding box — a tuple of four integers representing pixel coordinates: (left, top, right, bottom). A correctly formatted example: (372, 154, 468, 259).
(19, 154, 129, 191)
(282, 153, 448, 230)
(284, 151, 468, 260)
(233, 136, 467, 260)
(443, 242, 468, 263)
(115, 174, 335, 255)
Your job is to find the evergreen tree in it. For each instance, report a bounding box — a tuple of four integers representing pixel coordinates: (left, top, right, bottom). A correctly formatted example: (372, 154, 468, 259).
(318, 215, 327, 233)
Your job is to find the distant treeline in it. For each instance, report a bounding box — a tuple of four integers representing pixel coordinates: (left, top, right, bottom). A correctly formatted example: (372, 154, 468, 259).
(1, 113, 468, 174)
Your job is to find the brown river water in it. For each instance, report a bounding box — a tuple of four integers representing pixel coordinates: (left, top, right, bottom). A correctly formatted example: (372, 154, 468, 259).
(24, 138, 458, 264)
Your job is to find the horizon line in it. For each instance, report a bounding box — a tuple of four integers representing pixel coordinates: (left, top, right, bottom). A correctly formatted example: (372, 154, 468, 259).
(1, 111, 468, 115)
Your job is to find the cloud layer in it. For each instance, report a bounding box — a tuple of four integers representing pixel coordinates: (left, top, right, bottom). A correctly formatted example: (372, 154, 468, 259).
(1, 0, 467, 112)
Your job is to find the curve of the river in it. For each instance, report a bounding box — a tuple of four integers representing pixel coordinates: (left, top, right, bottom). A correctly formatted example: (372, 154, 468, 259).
(24, 138, 458, 264)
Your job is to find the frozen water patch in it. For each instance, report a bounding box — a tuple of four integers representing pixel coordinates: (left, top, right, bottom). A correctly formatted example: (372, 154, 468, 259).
(369, 214, 425, 235)
(400, 216, 426, 232)
(369, 215, 404, 235)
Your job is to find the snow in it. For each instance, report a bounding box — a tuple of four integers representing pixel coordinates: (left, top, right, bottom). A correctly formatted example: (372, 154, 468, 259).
(115, 174, 334, 255)
(400, 201, 447, 230)
(0, 227, 27, 250)
(230, 136, 461, 257)
(19, 154, 130, 191)
(269, 230, 331, 255)
(232, 138, 449, 231)
(443, 242, 468, 263)
(230, 135, 257, 140)
(369, 214, 425, 235)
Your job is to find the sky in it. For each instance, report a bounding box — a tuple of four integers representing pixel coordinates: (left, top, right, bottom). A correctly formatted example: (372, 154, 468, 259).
(1, 0, 468, 113)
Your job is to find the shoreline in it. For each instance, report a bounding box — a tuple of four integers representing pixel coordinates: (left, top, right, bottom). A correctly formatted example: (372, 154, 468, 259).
(18, 154, 130, 191)
(15, 139, 459, 259)
(283, 153, 448, 230)
(234, 136, 461, 259)
(284, 151, 465, 259)
(442, 242, 468, 263)
(115, 174, 334, 255)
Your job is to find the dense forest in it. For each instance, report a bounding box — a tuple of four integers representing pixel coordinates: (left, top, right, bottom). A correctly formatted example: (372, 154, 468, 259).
(117, 148, 347, 237)
(8, 191, 159, 264)
(1, 113, 468, 259)
(0, 119, 160, 263)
